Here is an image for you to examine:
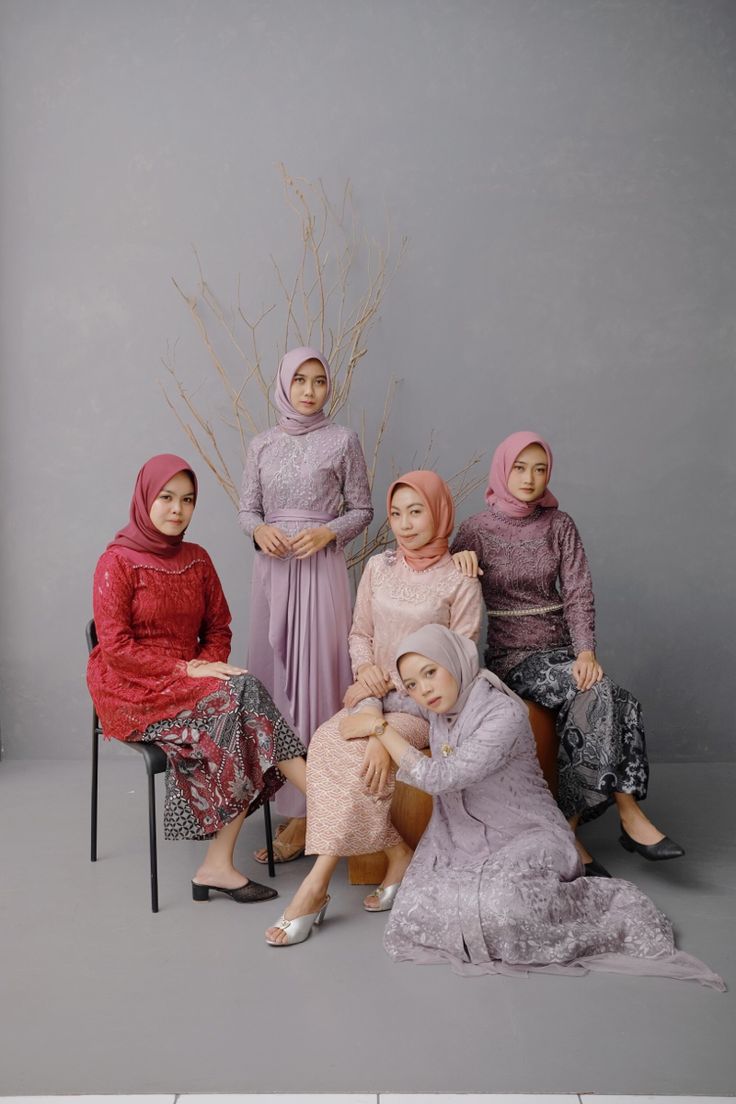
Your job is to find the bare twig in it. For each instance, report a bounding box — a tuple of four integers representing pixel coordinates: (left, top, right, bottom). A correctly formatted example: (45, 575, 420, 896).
(164, 166, 479, 578)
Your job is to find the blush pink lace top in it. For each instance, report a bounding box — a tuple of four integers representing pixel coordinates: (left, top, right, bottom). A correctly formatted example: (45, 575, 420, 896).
(349, 550, 483, 692)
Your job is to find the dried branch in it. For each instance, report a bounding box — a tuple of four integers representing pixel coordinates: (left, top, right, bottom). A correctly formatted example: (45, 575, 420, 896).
(163, 165, 478, 578)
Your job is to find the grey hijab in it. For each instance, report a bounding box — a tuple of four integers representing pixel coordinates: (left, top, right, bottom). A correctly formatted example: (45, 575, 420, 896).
(395, 624, 523, 725)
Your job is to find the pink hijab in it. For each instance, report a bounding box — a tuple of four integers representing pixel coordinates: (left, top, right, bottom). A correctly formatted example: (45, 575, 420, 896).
(108, 454, 198, 562)
(274, 346, 332, 436)
(386, 470, 455, 571)
(485, 431, 559, 519)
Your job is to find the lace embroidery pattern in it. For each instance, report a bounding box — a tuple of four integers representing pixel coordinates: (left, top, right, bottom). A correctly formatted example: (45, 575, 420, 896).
(238, 423, 373, 548)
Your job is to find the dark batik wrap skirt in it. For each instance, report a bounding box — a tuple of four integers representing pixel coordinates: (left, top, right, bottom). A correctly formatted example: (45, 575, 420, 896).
(138, 673, 305, 840)
(504, 648, 649, 822)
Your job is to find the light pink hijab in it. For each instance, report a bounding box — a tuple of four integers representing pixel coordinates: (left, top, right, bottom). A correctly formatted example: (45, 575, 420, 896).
(274, 346, 332, 436)
(386, 470, 455, 571)
(108, 453, 197, 562)
(485, 431, 559, 518)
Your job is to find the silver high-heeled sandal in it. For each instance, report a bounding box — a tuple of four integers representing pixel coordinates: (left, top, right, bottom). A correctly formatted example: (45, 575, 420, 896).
(265, 895, 330, 946)
(363, 882, 400, 912)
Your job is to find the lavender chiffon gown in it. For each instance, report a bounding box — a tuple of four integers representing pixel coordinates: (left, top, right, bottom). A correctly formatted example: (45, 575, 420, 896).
(239, 423, 373, 817)
(384, 677, 724, 990)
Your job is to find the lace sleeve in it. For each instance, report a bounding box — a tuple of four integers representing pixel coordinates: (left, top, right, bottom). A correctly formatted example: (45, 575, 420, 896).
(237, 438, 265, 539)
(324, 430, 374, 548)
(194, 552, 233, 663)
(557, 515, 596, 655)
(348, 557, 376, 674)
(396, 696, 525, 795)
(448, 575, 484, 643)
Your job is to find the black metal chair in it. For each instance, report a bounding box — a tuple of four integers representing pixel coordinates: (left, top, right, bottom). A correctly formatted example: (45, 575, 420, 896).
(86, 619, 275, 912)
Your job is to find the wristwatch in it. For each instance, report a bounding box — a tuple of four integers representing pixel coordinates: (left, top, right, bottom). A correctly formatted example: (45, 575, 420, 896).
(372, 719, 388, 737)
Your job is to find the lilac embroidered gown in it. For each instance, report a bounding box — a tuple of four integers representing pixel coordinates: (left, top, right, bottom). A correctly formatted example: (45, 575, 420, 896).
(384, 676, 724, 989)
(238, 423, 373, 816)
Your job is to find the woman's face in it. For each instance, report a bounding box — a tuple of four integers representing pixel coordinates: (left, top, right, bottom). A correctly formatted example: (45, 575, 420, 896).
(149, 471, 196, 535)
(289, 359, 329, 415)
(398, 652, 459, 714)
(506, 443, 549, 504)
(389, 485, 434, 550)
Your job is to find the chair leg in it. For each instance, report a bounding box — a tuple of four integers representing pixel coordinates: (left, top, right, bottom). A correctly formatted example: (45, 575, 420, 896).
(146, 769, 160, 913)
(90, 722, 99, 863)
(263, 799, 275, 878)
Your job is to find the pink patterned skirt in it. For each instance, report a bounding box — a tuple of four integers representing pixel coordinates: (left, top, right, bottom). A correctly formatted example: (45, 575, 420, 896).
(305, 708, 429, 855)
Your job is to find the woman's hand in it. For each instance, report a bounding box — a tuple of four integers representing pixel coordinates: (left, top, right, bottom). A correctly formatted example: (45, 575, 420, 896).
(343, 680, 374, 709)
(339, 711, 382, 741)
(186, 659, 249, 681)
(356, 663, 394, 698)
(572, 650, 604, 691)
(254, 524, 292, 558)
(451, 550, 483, 577)
(291, 526, 336, 559)
(360, 736, 392, 795)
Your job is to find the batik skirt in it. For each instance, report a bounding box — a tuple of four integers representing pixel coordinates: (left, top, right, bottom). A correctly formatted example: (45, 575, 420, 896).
(503, 648, 649, 822)
(138, 673, 305, 840)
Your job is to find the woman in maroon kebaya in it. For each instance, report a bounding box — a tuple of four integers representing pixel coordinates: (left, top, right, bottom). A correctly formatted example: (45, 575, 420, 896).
(452, 431, 683, 876)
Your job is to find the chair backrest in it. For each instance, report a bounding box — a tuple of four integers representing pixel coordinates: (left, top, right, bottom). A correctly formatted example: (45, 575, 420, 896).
(86, 619, 98, 655)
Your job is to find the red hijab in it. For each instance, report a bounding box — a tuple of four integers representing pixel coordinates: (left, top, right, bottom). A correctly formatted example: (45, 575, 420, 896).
(108, 454, 198, 562)
(386, 470, 455, 570)
(485, 431, 558, 518)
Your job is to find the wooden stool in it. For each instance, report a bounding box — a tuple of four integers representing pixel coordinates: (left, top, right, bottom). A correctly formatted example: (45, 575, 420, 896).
(347, 699, 558, 885)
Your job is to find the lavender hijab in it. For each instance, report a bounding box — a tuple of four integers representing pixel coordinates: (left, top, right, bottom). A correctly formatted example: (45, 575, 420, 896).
(396, 624, 523, 729)
(274, 347, 332, 436)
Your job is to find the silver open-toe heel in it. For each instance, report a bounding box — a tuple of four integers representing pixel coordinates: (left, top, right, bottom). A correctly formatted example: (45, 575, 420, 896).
(363, 882, 400, 912)
(265, 895, 330, 946)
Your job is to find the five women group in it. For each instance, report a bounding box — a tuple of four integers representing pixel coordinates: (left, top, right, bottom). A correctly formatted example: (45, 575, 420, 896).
(87, 346, 724, 990)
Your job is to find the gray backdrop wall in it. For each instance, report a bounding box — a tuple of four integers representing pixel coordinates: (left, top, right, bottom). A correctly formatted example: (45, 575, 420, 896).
(1, 0, 734, 761)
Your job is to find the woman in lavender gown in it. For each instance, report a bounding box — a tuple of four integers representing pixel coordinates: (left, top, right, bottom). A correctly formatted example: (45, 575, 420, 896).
(238, 348, 373, 859)
(451, 431, 683, 876)
(374, 625, 723, 989)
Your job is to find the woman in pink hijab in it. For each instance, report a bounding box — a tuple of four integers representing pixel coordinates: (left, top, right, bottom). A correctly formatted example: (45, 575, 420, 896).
(239, 348, 373, 861)
(264, 470, 483, 946)
(451, 431, 684, 876)
(87, 454, 308, 904)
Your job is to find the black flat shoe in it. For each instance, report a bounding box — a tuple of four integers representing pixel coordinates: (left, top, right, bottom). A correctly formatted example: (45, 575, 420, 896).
(584, 858, 612, 878)
(192, 879, 279, 903)
(619, 825, 685, 861)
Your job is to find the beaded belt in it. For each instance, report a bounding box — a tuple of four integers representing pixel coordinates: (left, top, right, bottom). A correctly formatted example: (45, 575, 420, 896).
(487, 603, 564, 618)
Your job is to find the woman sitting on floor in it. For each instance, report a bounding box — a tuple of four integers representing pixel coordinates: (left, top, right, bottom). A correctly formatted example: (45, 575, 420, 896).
(451, 431, 683, 875)
(265, 470, 483, 945)
(365, 624, 723, 988)
(87, 453, 307, 904)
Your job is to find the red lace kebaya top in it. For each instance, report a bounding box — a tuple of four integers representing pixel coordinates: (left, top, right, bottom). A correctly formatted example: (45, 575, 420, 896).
(87, 544, 233, 741)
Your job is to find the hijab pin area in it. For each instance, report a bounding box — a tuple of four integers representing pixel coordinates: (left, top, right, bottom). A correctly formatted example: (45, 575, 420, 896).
(441, 743, 454, 757)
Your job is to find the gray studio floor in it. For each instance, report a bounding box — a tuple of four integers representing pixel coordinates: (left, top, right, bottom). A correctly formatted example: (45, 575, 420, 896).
(0, 757, 733, 1097)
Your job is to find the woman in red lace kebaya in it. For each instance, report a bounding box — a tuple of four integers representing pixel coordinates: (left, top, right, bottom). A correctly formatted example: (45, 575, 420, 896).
(87, 454, 307, 904)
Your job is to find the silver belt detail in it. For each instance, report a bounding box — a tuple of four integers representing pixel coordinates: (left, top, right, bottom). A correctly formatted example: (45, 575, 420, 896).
(487, 603, 564, 618)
